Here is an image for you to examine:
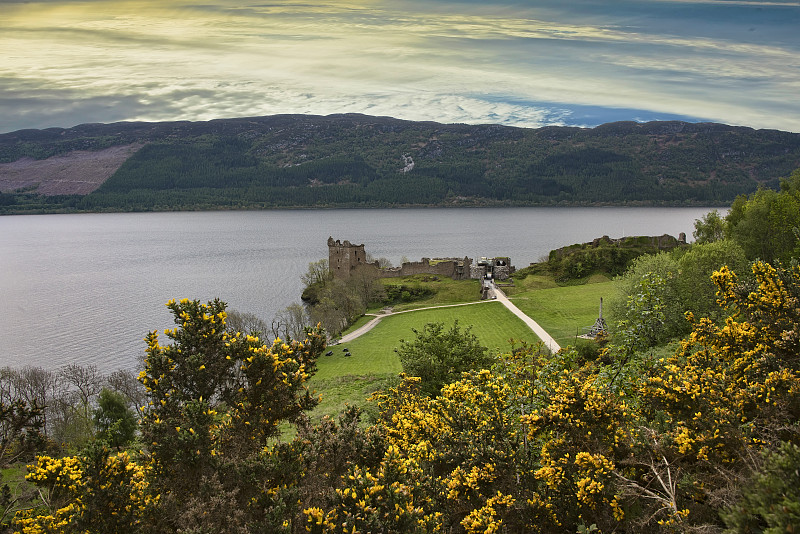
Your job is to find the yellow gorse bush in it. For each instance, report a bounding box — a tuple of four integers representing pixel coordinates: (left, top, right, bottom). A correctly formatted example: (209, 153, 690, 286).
(13, 260, 800, 533)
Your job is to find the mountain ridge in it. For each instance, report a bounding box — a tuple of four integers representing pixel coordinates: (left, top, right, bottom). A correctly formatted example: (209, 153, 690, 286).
(2, 113, 799, 213)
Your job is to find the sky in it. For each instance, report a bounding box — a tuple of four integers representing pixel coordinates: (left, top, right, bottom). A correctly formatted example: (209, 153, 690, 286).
(2, 0, 799, 134)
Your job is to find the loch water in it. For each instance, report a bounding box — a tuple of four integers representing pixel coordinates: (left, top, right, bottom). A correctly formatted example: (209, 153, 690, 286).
(1, 207, 716, 372)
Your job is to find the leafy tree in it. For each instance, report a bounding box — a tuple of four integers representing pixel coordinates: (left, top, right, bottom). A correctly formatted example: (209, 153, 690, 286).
(301, 259, 331, 287)
(692, 209, 727, 244)
(676, 239, 748, 321)
(3, 366, 57, 439)
(609, 252, 685, 348)
(346, 268, 386, 309)
(726, 169, 800, 263)
(106, 369, 147, 419)
(397, 321, 492, 397)
(308, 279, 366, 336)
(0, 371, 46, 468)
(93, 388, 136, 449)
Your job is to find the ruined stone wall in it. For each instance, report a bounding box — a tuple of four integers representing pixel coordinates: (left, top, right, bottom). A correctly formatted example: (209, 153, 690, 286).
(470, 264, 487, 279)
(380, 258, 464, 279)
(328, 237, 484, 281)
(328, 237, 373, 279)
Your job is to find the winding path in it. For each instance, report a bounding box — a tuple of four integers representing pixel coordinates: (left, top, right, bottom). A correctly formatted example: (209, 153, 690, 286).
(336, 300, 495, 344)
(336, 283, 562, 354)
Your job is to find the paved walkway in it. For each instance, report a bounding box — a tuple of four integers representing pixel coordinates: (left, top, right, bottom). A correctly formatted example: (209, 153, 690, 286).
(490, 284, 561, 353)
(336, 285, 562, 354)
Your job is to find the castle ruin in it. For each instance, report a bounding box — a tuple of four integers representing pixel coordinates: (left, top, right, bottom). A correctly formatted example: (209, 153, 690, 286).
(328, 237, 374, 279)
(327, 237, 512, 281)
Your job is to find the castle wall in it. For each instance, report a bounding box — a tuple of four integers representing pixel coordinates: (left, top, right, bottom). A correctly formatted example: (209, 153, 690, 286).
(328, 237, 372, 280)
(328, 237, 489, 282)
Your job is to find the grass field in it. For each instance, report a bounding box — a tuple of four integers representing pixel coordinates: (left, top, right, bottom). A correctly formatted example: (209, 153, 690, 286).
(371, 276, 483, 312)
(309, 300, 541, 420)
(307, 274, 618, 421)
(508, 280, 616, 347)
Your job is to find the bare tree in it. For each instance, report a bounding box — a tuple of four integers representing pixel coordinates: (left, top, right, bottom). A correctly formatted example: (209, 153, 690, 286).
(55, 364, 103, 448)
(366, 253, 392, 269)
(59, 364, 103, 418)
(226, 310, 269, 337)
(8, 366, 58, 437)
(275, 303, 311, 341)
(347, 268, 385, 309)
(107, 369, 148, 419)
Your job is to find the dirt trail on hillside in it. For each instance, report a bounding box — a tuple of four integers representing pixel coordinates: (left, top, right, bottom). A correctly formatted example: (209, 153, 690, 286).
(0, 143, 142, 195)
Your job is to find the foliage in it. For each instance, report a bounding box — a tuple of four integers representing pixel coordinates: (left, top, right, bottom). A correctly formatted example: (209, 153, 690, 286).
(397, 321, 493, 397)
(0, 398, 44, 469)
(675, 240, 748, 321)
(610, 240, 748, 350)
(106, 369, 147, 419)
(634, 261, 800, 529)
(92, 388, 136, 449)
(726, 168, 800, 263)
(722, 441, 800, 533)
(609, 252, 684, 348)
(544, 235, 685, 282)
(14, 446, 153, 534)
(8, 256, 800, 533)
(301, 259, 331, 288)
(304, 267, 385, 336)
(692, 209, 726, 244)
(138, 298, 325, 528)
(382, 284, 436, 305)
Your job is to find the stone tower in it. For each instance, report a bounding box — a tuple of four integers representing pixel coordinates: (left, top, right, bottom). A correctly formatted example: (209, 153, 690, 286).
(328, 237, 368, 279)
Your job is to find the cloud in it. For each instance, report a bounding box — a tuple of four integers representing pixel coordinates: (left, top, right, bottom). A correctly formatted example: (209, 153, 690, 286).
(1, 0, 799, 133)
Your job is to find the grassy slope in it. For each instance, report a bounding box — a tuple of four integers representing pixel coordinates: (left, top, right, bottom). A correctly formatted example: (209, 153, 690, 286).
(373, 277, 483, 312)
(306, 273, 617, 421)
(309, 301, 540, 420)
(507, 279, 615, 347)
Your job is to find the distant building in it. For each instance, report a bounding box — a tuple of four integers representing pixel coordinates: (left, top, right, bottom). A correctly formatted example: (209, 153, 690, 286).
(326, 237, 510, 281)
(327, 237, 374, 280)
(472, 256, 514, 281)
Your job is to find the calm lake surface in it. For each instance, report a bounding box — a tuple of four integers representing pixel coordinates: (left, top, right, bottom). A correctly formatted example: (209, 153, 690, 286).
(2, 207, 716, 373)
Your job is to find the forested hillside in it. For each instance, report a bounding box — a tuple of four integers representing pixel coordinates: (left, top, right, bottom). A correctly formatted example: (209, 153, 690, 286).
(1, 114, 800, 212)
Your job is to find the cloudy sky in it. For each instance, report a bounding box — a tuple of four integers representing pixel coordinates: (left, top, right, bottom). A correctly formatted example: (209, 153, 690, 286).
(2, 0, 799, 134)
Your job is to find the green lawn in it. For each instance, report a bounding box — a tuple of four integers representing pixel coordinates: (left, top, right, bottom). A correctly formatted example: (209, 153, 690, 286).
(370, 276, 483, 312)
(508, 281, 615, 347)
(308, 301, 541, 420)
(308, 276, 617, 421)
